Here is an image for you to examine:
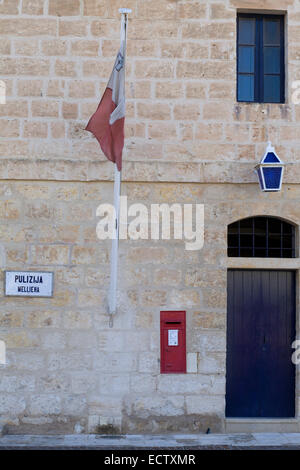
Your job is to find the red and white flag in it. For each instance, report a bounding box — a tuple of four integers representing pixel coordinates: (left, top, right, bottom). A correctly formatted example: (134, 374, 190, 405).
(85, 41, 126, 171)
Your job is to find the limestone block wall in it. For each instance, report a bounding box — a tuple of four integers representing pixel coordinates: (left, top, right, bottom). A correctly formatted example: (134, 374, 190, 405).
(0, 0, 300, 433)
(0, 181, 299, 433)
(0, 0, 300, 182)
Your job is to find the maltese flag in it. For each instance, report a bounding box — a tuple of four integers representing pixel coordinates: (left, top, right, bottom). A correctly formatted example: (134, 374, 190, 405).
(85, 43, 126, 171)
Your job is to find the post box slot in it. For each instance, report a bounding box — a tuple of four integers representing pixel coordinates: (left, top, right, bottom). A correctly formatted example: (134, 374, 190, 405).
(165, 321, 181, 324)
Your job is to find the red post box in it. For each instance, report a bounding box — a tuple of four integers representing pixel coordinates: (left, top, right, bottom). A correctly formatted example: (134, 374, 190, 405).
(160, 311, 186, 374)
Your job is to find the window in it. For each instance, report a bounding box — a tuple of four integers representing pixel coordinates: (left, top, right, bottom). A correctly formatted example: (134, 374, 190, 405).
(228, 216, 295, 258)
(237, 14, 285, 103)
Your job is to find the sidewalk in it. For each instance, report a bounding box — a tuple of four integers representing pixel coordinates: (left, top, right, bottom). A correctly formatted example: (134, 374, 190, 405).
(0, 433, 300, 449)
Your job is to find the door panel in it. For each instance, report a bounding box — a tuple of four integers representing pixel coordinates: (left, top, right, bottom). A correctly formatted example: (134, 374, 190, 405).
(226, 270, 296, 418)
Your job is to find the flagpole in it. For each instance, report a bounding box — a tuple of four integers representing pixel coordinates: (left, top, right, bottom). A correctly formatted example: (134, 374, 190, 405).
(108, 164, 121, 325)
(108, 8, 131, 327)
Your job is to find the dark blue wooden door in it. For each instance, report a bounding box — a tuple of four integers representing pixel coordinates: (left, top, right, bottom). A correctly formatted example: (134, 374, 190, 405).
(226, 270, 295, 418)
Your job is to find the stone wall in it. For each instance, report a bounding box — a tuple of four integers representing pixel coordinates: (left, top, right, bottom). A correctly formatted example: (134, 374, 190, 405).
(1, 0, 300, 182)
(0, 0, 300, 433)
(0, 181, 299, 433)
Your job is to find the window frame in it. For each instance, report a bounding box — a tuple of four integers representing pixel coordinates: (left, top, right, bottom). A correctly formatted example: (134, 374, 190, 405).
(237, 13, 285, 104)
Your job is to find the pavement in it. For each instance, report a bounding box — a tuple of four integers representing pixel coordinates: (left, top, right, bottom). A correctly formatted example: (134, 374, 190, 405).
(0, 433, 300, 450)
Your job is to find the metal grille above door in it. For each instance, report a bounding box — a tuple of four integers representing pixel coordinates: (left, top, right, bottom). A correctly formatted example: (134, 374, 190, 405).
(228, 216, 295, 258)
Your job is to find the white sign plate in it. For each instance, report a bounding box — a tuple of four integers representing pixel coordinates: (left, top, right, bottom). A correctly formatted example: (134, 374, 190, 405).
(5, 271, 53, 297)
(168, 329, 178, 346)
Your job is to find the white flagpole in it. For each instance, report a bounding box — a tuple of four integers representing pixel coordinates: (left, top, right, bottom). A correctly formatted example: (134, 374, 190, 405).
(108, 8, 131, 327)
(108, 164, 121, 322)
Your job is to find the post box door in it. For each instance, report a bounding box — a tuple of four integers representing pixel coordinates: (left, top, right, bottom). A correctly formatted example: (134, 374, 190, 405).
(160, 311, 186, 373)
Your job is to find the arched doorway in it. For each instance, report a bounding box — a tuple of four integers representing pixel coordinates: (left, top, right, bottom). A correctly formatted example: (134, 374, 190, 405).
(226, 216, 296, 418)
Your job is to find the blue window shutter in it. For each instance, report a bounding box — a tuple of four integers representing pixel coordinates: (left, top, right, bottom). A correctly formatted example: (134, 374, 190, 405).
(237, 14, 285, 103)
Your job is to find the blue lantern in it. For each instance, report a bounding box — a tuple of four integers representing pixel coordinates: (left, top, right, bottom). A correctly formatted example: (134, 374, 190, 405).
(255, 142, 284, 192)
